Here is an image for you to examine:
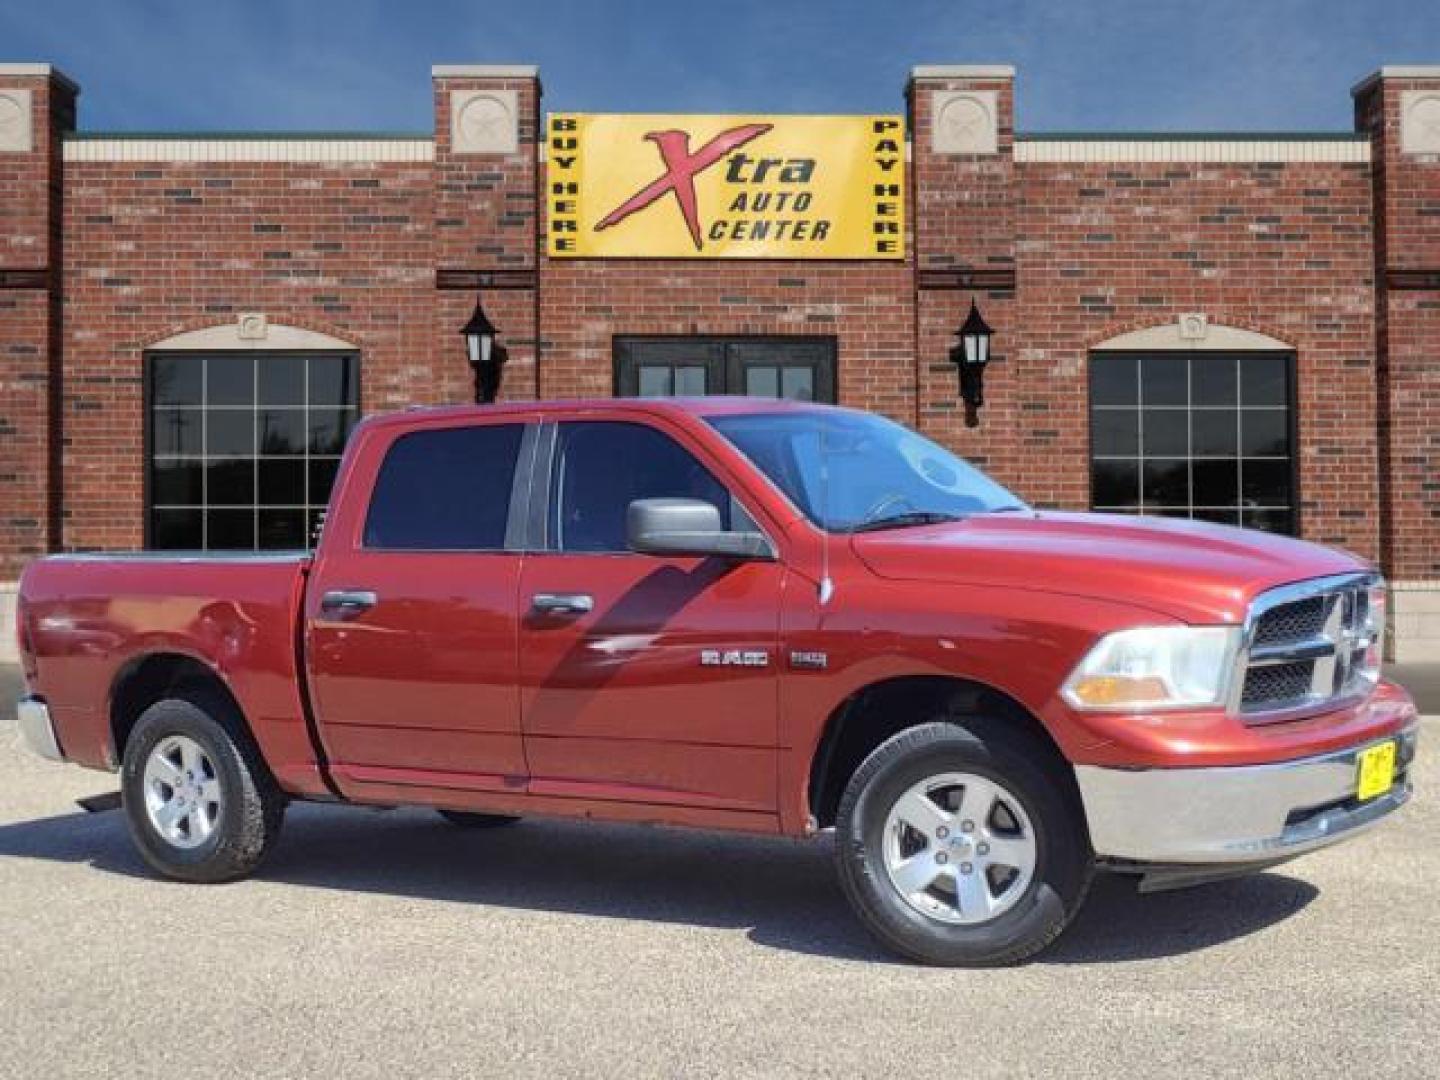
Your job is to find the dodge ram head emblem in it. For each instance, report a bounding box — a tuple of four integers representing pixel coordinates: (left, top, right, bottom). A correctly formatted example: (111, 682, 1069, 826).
(700, 649, 770, 668)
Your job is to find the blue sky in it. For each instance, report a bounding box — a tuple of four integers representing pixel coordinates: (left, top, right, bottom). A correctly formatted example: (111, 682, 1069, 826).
(3, 0, 1436, 133)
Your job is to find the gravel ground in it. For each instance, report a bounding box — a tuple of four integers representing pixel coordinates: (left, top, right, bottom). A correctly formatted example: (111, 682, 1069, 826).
(2, 664, 1436, 1079)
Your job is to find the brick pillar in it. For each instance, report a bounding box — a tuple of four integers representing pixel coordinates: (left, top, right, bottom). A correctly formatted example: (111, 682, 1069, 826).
(430, 65, 541, 405)
(0, 64, 76, 581)
(907, 66, 1026, 490)
(1354, 66, 1440, 661)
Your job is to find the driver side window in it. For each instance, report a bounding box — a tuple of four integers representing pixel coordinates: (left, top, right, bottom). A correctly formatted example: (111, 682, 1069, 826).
(550, 421, 742, 553)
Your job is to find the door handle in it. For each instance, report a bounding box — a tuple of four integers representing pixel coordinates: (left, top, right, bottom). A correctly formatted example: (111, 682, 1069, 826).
(320, 589, 378, 617)
(531, 592, 594, 616)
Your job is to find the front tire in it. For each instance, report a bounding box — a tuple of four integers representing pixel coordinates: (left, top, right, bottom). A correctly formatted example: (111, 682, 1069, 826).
(834, 720, 1092, 966)
(120, 694, 286, 884)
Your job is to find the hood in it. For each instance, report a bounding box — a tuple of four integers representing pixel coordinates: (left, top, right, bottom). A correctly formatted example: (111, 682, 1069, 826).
(850, 511, 1368, 624)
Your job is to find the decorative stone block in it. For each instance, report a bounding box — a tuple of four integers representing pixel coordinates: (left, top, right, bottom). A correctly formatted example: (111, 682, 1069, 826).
(0, 87, 33, 152)
(237, 312, 268, 340)
(1400, 91, 1440, 155)
(932, 90, 998, 155)
(1178, 313, 1209, 340)
(451, 88, 519, 155)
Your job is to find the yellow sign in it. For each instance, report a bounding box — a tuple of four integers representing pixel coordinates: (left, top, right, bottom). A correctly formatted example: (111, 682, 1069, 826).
(547, 113, 905, 259)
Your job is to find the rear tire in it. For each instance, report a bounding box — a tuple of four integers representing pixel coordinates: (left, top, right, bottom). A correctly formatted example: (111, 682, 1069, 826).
(436, 809, 521, 829)
(120, 693, 286, 884)
(834, 719, 1092, 966)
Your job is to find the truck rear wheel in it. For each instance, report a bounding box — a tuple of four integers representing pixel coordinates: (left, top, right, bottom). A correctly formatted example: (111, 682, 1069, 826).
(834, 720, 1092, 966)
(435, 809, 521, 829)
(120, 694, 286, 884)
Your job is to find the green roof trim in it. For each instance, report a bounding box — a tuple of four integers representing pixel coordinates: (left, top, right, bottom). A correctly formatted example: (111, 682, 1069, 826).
(1018, 131, 1369, 142)
(66, 131, 432, 141)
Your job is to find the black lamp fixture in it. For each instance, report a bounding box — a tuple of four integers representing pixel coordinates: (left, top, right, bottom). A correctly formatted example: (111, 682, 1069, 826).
(461, 294, 506, 404)
(949, 299, 994, 428)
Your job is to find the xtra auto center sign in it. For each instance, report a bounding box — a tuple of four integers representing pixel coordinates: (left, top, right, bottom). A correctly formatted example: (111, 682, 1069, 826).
(546, 114, 905, 259)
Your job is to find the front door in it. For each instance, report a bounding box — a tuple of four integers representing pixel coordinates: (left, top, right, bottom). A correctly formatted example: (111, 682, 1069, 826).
(517, 414, 784, 815)
(615, 336, 837, 403)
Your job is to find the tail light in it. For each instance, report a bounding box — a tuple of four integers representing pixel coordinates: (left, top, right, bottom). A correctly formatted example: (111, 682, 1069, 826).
(16, 593, 38, 687)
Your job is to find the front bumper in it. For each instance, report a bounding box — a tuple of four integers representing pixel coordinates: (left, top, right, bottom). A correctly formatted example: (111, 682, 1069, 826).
(1075, 722, 1418, 865)
(16, 697, 64, 762)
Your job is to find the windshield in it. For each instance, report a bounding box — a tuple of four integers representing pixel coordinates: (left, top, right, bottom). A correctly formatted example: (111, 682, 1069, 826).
(708, 410, 1026, 532)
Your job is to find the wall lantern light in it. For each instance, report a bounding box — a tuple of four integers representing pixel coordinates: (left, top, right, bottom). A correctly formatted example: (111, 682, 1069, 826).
(461, 294, 506, 404)
(949, 299, 994, 428)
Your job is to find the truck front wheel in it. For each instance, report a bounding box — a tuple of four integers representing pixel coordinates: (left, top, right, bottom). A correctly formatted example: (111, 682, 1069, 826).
(834, 720, 1092, 966)
(120, 695, 286, 884)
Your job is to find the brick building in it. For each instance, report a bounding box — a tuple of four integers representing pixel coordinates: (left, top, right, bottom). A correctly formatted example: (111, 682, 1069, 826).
(0, 62, 1437, 658)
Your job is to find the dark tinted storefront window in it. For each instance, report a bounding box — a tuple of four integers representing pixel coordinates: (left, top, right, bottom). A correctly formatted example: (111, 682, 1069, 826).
(364, 424, 524, 550)
(1089, 351, 1295, 534)
(148, 353, 359, 550)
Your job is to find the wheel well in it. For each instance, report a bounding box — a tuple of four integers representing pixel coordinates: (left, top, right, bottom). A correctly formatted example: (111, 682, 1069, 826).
(109, 654, 247, 765)
(807, 675, 1074, 828)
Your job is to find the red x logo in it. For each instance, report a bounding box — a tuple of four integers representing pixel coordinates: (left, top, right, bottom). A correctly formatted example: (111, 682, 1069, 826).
(595, 123, 773, 251)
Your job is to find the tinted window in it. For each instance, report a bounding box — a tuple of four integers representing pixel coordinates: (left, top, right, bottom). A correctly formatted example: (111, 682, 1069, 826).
(147, 352, 359, 550)
(1089, 350, 1294, 535)
(364, 424, 524, 550)
(551, 422, 732, 553)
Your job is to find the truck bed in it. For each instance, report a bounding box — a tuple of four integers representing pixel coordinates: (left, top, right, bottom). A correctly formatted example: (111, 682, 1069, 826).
(17, 552, 329, 795)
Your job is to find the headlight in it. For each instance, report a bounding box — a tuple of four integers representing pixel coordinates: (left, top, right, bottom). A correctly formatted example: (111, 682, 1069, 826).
(1062, 626, 1241, 711)
(1359, 579, 1387, 686)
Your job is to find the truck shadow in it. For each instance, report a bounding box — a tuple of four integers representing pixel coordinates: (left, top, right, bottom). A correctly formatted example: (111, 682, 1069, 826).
(0, 803, 1317, 966)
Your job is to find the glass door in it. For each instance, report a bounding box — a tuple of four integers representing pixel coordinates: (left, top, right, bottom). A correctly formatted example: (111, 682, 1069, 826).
(615, 337, 836, 403)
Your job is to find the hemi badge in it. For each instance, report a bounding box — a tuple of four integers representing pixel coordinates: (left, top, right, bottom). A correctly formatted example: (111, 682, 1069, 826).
(789, 651, 828, 670)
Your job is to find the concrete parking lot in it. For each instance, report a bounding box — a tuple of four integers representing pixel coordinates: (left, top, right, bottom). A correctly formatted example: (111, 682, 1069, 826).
(2, 664, 1436, 1079)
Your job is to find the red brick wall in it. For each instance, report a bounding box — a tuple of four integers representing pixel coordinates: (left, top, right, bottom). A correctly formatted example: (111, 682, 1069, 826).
(0, 72, 73, 578)
(60, 155, 438, 551)
(906, 75, 1379, 558)
(1, 63, 1434, 584)
(537, 257, 916, 420)
(1357, 74, 1440, 579)
(432, 73, 540, 403)
(1011, 156, 1378, 554)
(909, 73, 1019, 484)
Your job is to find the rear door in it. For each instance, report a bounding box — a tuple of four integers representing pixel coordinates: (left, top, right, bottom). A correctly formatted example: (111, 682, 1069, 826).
(304, 415, 536, 791)
(516, 414, 784, 814)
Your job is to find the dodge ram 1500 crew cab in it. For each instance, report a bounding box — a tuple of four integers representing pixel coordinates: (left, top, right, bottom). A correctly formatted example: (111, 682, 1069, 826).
(15, 398, 1418, 965)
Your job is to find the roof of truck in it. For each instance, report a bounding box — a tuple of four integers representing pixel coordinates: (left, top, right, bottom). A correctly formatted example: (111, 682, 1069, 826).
(363, 396, 846, 430)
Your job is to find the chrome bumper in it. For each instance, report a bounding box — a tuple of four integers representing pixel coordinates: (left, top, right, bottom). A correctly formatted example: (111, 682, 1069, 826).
(16, 697, 64, 762)
(1075, 723, 1419, 865)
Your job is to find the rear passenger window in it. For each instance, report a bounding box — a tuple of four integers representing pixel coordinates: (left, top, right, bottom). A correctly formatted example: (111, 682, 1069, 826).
(550, 421, 734, 553)
(364, 424, 524, 550)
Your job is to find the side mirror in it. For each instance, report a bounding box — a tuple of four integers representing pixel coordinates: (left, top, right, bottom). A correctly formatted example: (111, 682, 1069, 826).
(626, 498, 773, 559)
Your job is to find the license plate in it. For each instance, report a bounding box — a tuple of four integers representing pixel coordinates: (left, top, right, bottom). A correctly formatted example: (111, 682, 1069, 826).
(1356, 741, 1397, 802)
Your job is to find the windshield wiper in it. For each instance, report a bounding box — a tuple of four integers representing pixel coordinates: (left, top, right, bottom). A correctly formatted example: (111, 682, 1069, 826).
(848, 511, 965, 533)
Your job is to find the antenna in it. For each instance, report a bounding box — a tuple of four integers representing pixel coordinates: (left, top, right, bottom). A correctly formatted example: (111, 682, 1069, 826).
(818, 414, 834, 605)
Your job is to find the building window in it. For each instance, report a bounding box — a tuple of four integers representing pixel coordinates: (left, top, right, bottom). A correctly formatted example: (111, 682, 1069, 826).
(147, 352, 359, 550)
(1089, 351, 1295, 534)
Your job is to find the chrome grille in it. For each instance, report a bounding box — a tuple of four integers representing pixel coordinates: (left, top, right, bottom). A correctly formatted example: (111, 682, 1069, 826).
(1252, 596, 1327, 646)
(1233, 572, 1380, 722)
(1241, 661, 1314, 706)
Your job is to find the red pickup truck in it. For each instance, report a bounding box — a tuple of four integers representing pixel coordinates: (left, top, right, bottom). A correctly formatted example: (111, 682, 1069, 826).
(15, 398, 1418, 965)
